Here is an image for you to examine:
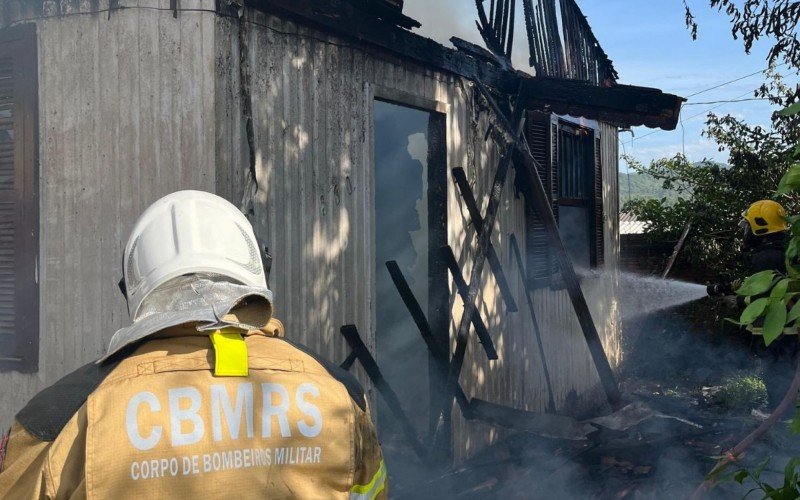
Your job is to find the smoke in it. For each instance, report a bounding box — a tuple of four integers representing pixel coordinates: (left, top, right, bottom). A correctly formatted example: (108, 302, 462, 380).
(402, 0, 534, 72)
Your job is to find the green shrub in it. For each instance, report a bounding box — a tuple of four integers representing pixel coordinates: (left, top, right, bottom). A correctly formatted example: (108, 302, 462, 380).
(715, 374, 768, 411)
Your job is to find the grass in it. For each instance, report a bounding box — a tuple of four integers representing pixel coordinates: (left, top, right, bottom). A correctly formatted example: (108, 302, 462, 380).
(715, 374, 768, 411)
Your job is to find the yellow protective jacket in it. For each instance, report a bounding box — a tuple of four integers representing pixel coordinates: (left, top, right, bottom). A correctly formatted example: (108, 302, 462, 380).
(0, 319, 386, 499)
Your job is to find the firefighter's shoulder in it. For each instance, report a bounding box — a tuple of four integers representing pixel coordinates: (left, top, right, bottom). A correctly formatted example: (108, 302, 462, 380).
(15, 354, 124, 442)
(274, 337, 367, 412)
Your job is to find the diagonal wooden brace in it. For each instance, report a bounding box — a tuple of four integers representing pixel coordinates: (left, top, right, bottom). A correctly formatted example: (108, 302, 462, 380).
(339, 325, 428, 460)
(384, 261, 475, 418)
(432, 84, 529, 447)
(473, 79, 620, 405)
(438, 247, 498, 360)
(511, 141, 621, 406)
(509, 233, 556, 412)
(452, 167, 519, 313)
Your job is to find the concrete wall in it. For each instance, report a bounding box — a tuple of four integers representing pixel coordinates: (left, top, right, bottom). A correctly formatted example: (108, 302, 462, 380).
(0, 0, 217, 429)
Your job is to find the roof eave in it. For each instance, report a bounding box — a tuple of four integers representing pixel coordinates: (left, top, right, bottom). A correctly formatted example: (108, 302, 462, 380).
(252, 0, 684, 130)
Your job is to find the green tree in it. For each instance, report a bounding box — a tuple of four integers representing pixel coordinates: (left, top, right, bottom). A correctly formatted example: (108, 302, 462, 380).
(624, 72, 799, 278)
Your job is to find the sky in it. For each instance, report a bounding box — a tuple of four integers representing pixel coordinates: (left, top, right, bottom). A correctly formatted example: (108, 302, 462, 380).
(402, 0, 797, 171)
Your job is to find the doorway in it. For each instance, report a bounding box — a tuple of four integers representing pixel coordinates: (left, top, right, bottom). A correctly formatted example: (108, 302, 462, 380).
(373, 97, 447, 449)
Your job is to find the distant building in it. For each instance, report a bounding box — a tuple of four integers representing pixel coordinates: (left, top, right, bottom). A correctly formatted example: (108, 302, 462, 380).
(620, 211, 648, 235)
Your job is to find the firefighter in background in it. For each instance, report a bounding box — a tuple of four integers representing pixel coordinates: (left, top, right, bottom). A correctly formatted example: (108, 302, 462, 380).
(707, 200, 797, 406)
(0, 191, 387, 499)
(707, 200, 791, 302)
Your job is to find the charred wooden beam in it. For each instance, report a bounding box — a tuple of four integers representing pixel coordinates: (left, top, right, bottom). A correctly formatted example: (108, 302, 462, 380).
(253, 0, 684, 130)
(351, 0, 421, 30)
(437, 248, 498, 360)
(469, 398, 587, 440)
(662, 222, 691, 279)
(475, 80, 620, 405)
(451, 167, 518, 313)
(511, 141, 622, 407)
(522, 78, 684, 130)
(432, 85, 528, 449)
(384, 261, 475, 418)
(339, 350, 358, 371)
(453, 168, 519, 312)
(509, 233, 556, 412)
(339, 325, 427, 460)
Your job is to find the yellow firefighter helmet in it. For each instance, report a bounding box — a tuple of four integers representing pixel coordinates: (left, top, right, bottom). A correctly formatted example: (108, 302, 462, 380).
(743, 200, 789, 235)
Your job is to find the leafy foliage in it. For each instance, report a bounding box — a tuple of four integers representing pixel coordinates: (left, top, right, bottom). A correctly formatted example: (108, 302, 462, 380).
(684, 0, 800, 69)
(624, 70, 800, 279)
(719, 457, 800, 499)
(726, 101, 800, 344)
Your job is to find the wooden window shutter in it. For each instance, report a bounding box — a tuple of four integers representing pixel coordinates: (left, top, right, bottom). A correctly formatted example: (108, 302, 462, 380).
(592, 132, 604, 269)
(0, 24, 39, 373)
(524, 111, 559, 287)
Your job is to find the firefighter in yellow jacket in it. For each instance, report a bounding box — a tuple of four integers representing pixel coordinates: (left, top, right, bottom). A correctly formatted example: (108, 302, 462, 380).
(0, 190, 387, 499)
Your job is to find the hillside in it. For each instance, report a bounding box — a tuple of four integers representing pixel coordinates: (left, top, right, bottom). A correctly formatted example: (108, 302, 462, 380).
(618, 172, 682, 204)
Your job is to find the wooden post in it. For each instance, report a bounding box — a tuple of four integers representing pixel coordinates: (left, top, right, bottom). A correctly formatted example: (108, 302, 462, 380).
(451, 167, 519, 313)
(339, 325, 427, 460)
(509, 234, 556, 412)
(438, 248, 498, 360)
(384, 261, 474, 419)
(662, 222, 691, 280)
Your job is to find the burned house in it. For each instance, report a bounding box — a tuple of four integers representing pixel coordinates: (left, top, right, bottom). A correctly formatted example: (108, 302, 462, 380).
(0, 0, 682, 463)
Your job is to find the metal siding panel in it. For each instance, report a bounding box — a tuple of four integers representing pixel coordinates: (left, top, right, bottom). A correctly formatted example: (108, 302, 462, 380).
(0, 8, 217, 430)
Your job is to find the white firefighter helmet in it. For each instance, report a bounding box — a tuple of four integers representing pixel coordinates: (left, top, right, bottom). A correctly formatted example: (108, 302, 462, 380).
(122, 190, 266, 319)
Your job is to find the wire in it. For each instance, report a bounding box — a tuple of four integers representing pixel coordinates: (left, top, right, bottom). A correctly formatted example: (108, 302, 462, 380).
(684, 63, 786, 99)
(683, 97, 770, 105)
(618, 64, 787, 147)
(621, 89, 760, 146)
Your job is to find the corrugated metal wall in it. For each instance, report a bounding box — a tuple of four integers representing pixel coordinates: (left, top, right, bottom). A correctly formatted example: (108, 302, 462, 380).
(216, 11, 622, 460)
(0, 3, 621, 461)
(0, 0, 217, 429)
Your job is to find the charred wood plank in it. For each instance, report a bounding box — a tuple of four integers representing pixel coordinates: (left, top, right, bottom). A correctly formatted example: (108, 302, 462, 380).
(451, 168, 518, 313)
(662, 222, 691, 280)
(512, 138, 621, 406)
(477, 80, 620, 405)
(256, 0, 517, 93)
(385, 261, 475, 418)
(522, 78, 684, 130)
(437, 248, 498, 360)
(469, 398, 587, 440)
(339, 325, 427, 460)
(339, 350, 358, 371)
(509, 233, 556, 412)
(433, 84, 528, 448)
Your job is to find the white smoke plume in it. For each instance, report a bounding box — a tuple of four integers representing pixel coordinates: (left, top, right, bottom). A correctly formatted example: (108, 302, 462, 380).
(403, 0, 534, 72)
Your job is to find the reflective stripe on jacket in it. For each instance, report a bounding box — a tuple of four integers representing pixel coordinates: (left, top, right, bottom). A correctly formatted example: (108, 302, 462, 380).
(0, 319, 387, 499)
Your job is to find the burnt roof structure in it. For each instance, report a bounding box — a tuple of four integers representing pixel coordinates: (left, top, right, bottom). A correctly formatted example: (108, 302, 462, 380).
(257, 0, 685, 130)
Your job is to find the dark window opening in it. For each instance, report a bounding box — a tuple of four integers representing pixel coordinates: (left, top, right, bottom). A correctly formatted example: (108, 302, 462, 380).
(524, 112, 603, 288)
(0, 23, 39, 373)
(557, 122, 595, 270)
(373, 99, 447, 451)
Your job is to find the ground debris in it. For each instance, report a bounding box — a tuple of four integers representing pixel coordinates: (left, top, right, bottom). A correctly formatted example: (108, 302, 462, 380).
(586, 401, 702, 432)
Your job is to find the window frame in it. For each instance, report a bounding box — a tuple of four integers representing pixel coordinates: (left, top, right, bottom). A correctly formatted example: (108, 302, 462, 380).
(0, 23, 40, 373)
(524, 112, 604, 289)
